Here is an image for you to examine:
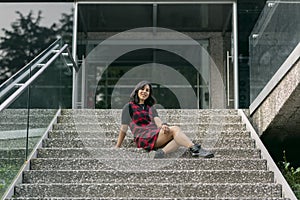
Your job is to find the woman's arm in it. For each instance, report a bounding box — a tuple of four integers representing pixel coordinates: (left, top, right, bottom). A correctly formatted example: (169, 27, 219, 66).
(152, 106, 169, 129)
(154, 116, 163, 128)
(154, 117, 169, 133)
(115, 124, 128, 148)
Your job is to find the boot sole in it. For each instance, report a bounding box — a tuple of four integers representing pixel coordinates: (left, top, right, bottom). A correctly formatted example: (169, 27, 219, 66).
(190, 152, 214, 158)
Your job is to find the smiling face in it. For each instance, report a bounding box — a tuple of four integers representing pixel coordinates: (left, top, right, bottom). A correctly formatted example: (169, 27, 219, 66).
(137, 84, 150, 104)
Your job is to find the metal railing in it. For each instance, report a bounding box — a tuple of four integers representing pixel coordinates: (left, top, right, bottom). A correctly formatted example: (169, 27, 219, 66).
(0, 37, 78, 199)
(0, 38, 78, 110)
(249, 1, 300, 104)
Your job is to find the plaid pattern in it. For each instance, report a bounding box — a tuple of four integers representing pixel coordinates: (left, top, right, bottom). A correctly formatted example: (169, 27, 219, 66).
(129, 102, 159, 151)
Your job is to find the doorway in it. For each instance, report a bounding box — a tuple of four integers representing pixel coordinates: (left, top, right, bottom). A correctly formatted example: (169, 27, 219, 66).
(74, 2, 237, 109)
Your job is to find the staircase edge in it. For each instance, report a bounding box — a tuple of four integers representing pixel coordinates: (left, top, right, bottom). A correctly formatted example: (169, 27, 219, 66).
(238, 109, 297, 200)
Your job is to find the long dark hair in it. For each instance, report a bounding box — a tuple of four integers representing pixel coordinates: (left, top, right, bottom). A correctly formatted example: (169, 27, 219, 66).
(130, 81, 156, 106)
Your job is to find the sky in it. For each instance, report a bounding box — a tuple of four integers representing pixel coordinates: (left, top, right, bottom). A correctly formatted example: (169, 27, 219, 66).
(0, 3, 73, 37)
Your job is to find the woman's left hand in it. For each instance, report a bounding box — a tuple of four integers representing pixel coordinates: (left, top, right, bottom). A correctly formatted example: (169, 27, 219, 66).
(161, 124, 170, 134)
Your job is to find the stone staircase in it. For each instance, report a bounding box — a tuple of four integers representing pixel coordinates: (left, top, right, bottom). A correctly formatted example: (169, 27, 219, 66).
(0, 109, 57, 198)
(7, 109, 289, 199)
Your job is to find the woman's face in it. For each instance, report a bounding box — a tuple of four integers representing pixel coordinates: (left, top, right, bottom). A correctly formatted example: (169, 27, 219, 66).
(138, 84, 150, 103)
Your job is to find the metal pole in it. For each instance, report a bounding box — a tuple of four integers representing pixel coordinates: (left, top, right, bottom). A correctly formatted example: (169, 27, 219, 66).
(72, 2, 78, 109)
(233, 1, 239, 109)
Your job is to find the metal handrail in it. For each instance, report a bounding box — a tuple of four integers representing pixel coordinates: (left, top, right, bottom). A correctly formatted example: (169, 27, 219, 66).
(0, 38, 61, 90)
(0, 46, 59, 99)
(0, 38, 78, 112)
(0, 45, 67, 112)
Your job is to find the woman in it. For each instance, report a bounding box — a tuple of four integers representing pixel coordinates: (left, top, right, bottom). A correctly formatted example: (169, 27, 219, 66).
(115, 80, 214, 159)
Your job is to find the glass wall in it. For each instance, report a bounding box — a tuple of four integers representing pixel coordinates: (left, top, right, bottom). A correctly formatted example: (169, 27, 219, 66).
(249, 1, 300, 103)
(76, 3, 234, 109)
(0, 38, 74, 198)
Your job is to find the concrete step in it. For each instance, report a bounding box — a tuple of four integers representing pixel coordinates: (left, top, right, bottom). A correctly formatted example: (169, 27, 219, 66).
(48, 130, 251, 139)
(37, 147, 261, 159)
(0, 123, 49, 131)
(0, 137, 40, 149)
(57, 115, 242, 124)
(13, 183, 282, 198)
(0, 115, 54, 124)
(52, 123, 246, 132)
(7, 198, 290, 200)
(0, 109, 57, 116)
(23, 169, 274, 184)
(60, 109, 239, 116)
(42, 138, 255, 149)
(0, 128, 46, 141)
(30, 158, 268, 171)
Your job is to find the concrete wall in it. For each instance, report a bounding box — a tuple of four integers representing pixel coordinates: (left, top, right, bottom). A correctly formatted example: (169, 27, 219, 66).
(250, 47, 300, 137)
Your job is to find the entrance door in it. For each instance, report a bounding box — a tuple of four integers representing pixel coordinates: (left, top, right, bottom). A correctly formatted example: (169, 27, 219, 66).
(74, 2, 236, 109)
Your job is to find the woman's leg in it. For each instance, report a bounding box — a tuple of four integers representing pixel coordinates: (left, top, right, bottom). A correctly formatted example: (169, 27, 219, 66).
(161, 140, 180, 154)
(155, 126, 194, 150)
(153, 126, 214, 158)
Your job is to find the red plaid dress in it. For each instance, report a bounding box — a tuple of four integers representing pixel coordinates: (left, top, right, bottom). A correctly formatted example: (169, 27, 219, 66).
(121, 102, 159, 151)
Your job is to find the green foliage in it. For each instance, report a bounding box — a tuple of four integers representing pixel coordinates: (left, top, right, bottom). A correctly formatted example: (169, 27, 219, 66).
(280, 151, 300, 198)
(0, 9, 73, 84)
(56, 9, 74, 46)
(0, 164, 21, 198)
(0, 11, 55, 83)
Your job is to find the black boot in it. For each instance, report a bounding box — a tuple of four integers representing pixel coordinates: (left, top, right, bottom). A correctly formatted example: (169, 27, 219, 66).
(189, 144, 214, 158)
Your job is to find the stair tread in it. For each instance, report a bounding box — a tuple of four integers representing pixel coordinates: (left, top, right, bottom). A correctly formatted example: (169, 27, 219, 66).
(8, 198, 290, 200)
(23, 169, 274, 184)
(48, 130, 251, 139)
(30, 157, 267, 171)
(13, 183, 282, 198)
(16, 182, 281, 185)
(24, 169, 270, 172)
(41, 138, 256, 149)
(37, 147, 261, 158)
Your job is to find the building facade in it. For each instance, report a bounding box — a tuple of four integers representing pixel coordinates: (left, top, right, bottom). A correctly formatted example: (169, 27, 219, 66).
(0, 0, 269, 110)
